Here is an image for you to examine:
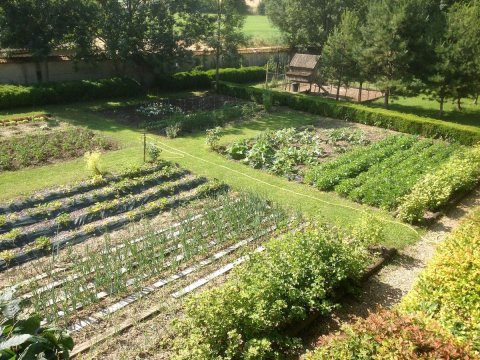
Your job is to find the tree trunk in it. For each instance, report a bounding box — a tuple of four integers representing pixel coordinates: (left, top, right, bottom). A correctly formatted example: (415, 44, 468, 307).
(35, 61, 43, 83)
(335, 79, 341, 101)
(474, 95, 478, 105)
(358, 82, 363, 102)
(439, 96, 444, 117)
(384, 88, 390, 107)
(456, 98, 462, 111)
(44, 60, 50, 82)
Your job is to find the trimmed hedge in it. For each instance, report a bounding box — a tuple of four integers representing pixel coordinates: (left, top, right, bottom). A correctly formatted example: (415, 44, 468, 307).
(0, 78, 143, 110)
(156, 66, 265, 91)
(401, 207, 480, 350)
(218, 82, 480, 146)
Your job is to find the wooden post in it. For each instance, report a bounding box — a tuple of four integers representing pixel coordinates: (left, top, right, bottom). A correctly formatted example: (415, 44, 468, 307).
(143, 132, 146, 163)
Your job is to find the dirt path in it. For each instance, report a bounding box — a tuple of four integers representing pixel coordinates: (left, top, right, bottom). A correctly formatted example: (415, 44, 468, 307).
(303, 186, 480, 348)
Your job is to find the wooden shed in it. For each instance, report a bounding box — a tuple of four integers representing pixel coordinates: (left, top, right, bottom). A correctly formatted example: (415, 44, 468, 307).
(286, 53, 321, 92)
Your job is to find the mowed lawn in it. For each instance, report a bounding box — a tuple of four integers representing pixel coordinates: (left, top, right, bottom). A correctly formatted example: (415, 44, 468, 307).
(371, 95, 480, 128)
(244, 15, 283, 46)
(0, 97, 420, 249)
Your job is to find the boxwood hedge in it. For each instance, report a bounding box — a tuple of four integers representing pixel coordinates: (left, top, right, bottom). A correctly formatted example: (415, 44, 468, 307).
(156, 66, 265, 91)
(218, 82, 480, 146)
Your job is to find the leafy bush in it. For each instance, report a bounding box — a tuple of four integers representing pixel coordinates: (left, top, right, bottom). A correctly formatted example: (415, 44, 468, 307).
(218, 82, 480, 145)
(0, 129, 115, 172)
(398, 145, 480, 222)
(307, 309, 473, 359)
(401, 207, 480, 350)
(157, 67, 265, 91)
(84, 151, 103, 176)
(205, 127, 223, 150)
(0, 78, 142, 109)
(146, 142, 162, 162)
(0, 287, 74, 359)
(173, 225, 371, 359)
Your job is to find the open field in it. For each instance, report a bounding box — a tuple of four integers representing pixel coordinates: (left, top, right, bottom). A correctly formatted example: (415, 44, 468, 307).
(244, 15, 283, 46)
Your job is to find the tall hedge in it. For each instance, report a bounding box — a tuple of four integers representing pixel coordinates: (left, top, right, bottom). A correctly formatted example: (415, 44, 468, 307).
(0, 78, 143, 110)
(218, 82, 480, 146)
(156, 66, 265, 91)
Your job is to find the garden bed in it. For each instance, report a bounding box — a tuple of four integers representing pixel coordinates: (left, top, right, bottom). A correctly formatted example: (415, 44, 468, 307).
(0, 161, 225, 270)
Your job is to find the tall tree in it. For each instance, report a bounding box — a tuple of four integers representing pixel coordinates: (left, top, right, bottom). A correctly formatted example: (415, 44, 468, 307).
(263, 0, 354, 52)
(321, 10, 364, 100)
(361, 0, 412, 107)
(0, 0, 94, 81)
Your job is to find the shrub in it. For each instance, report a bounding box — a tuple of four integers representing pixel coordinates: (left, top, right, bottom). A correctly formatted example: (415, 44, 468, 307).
(218, 82, 480, 145)
(173, 225, 371, 359)
(401, 207, 480, 350)
(205, 127, 223, 150)
(307, 309, 473, 359)
(165, 121, 182, 139)
(0, 78, 142, 109)
(146, 142, 162, 162)
(84, 151, 102, 176)
(398, 146, 480, 223)
(262, 91, 273, 112)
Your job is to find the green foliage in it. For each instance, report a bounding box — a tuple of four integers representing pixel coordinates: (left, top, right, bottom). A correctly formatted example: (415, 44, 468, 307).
(218, 82, 480, 145)
(158, 67, 265, 91)
(262, 91, 273, 112)
(84, 151, 102, 176)
(334, 139, 459, 210)
(205, 127, 223, 150)
(401, 207, 480, 350)
(146, 142, 162, 162)
(305, 135, 417, 191)
(173, 225, 371, 359)
(0, 78, 142, 110)
(165, 122, 183, 139)
(307, 309, 473, 359)
(0, 128, 114, 172)
(0, 287, 74, 359)
(398, 146, 480, 223)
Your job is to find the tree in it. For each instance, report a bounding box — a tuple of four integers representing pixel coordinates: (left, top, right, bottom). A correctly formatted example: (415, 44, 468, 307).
(0, 0, 95, 81)
(263, 0, 354, 52)
(361, 0, 412, 107)
(321, 10, 364, 101)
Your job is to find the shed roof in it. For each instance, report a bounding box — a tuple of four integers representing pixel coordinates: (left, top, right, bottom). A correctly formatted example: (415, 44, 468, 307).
(289, 53, 320, 69)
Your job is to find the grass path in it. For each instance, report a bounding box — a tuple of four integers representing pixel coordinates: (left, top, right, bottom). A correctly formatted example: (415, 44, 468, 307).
(0, 101, 421, 248)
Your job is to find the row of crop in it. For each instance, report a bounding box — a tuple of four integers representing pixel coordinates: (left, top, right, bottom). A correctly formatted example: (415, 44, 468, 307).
(307, 206, 480, 358)
(0, 162, 167, 215)
(145, 103, 258, 137)
(0, 175, 203, 251)
(218, 82, 480, 145)
(304, 135, 418, 191)
(398, 145, 480, 222)
(30, 192, 287, 324)
(335, 140, 459, 210)
(0, 166, 187, 234)
(0, 128, 117, 172)
(0, 113, 53, 127)
(172, 220, 383, 359)
(0, 179, 226, 271)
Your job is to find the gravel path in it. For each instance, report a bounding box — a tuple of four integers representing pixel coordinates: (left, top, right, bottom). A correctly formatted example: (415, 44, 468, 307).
(303, 186, 480, 347)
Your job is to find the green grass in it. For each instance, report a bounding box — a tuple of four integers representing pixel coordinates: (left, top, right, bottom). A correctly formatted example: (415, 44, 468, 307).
(0, 99, 421, 249)
(244, 15, 283, 46)
(371, 95, 480, 128)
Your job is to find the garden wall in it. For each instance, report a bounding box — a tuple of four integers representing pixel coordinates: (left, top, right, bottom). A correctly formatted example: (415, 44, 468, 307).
(0, 47, 288, 85)
(218, 82, 480, 145)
